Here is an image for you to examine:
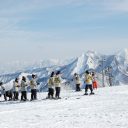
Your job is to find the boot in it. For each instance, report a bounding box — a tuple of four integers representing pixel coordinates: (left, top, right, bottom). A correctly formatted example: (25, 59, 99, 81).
(84, 92, 88, 95)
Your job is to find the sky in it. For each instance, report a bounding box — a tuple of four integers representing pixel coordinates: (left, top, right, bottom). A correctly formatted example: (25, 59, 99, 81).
(0, 0, 128, 65)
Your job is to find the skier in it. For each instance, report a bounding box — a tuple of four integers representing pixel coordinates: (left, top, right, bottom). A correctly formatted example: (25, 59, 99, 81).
(73, 73, 81, 91)
(13, 78, 20, 100)
(30, 74, 38, 101)
(54, 71, 62, 99)
(0, 82, 13, 101)
(5, 90, 13, 101)
(92, 72, 98, 89)
(0, 82, 7, 101)
(20, 76, 28, 101)
(47, 72, 55, 99)
(84, 70, 94, 95)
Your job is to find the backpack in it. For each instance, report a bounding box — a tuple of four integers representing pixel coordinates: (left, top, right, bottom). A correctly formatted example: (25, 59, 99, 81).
(85, 74, 92, 83)
(48, 78, 54, 85)
(30, 80, 34, 85)
(54, 76, 61, 84)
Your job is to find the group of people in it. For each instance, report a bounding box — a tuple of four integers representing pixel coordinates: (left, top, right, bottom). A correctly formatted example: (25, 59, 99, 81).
(0, 70, 98, 102)
(47, 70, 98, 99)
(73, 70, 98, 95)
(0, 74, 38, 101)
(47, 71, 61, 99)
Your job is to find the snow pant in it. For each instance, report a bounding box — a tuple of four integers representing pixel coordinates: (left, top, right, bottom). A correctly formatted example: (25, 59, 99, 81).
(21, 91, 27, 101)
(31, 89, 37, 100)
(76, 84, 81, 91)
(4, 94, 7, 101)
(4, 91, 13, 101)
(93, 81, 98, 89)
(55, 87, 61, 98)
(13, 91, 19, 100)
(48, 88, 54, 98)
(85, 84, 93, 93)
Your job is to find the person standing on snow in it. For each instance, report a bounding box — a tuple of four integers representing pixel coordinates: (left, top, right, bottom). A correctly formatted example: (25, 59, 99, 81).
(47, 72, 55, 99)
(20, 76, 28, 101)
(0, 82, 13, 101)
(13, 78, 20, 100)
(84, 70, 94, 95)
(0, 82, 7, 101)
(30, 74, 38, 101)
(54, 71, 62, 99)
(92, 72, 98, 90)
(73, 73, 81, 91)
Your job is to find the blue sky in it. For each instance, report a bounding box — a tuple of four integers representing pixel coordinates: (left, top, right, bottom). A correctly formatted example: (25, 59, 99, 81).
(0, 0, 128, 64)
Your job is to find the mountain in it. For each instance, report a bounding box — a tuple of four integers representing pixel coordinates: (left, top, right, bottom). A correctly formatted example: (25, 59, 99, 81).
(0, 49, 128, 91)
(0, 58, 75, 74)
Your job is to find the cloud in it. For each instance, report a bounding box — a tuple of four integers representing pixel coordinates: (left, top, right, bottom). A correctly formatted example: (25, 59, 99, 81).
(0, 0, 128, 43)
(0, 0, 80, 31)
(98, 0, 128, 12)
(1, 0, 128, 16)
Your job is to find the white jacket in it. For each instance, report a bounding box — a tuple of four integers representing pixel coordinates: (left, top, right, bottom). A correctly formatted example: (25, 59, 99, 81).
(74, 75, 81, 85)
(0, 85, 5, 94)
(13, 81, 20, 92)
(30, 78, 38, 89)
(20, 80, 28, 91)
(54, 75, 61, 87)
(48, 77, 54, 88)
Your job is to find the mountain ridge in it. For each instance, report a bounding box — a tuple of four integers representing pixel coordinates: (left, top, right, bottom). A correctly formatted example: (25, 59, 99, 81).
(0, 49, 128, 91)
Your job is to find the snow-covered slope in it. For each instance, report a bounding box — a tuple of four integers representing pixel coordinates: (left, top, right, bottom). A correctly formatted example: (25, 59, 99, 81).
(0, 85, 128, 128)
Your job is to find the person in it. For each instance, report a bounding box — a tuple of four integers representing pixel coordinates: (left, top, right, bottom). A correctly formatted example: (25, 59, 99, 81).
(54, 71, 61, 99)
(47, 72, 55, 99)
(13, 78, 20, 100)
(84, 70, 94, 95)
(20, 76, 28, 101)
(73, 73, 81, 91)
(5, 90, 13, 101)
(0, 82, 13, 101)
(30, 74, 38, 101)
(0, 82, 7, 101)
(92, 72, 98, 89)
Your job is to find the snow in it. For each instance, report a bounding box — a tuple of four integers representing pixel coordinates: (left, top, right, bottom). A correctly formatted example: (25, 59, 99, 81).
(72, 53, 87, 74)
(72, 51, 99, 75)
(0, 85, 128, 128)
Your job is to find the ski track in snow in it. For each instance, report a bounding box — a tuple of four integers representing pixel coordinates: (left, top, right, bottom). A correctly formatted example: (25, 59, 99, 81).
(0, 86, 128, 128)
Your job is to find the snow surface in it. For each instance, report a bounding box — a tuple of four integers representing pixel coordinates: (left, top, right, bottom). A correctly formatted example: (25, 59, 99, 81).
(0, 85, 128, 128)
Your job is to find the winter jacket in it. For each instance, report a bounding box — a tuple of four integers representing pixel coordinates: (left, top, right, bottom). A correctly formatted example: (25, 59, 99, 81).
(20, 80, 28, 92)
(54, 75, 61, 87)
(74, 75, 81, 85)
(85, 74, 93, 85)
(93, 81, 98, 89)
(30, 78, 37, 90)
(0, 85, 5, 95)
(48, 77, 54, 88)
(13, 81, 20, 92)
(92, 76, 98, 89)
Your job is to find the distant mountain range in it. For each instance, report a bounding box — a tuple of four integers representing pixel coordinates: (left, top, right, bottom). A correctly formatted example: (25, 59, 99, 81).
(0, 49, 128, 91)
